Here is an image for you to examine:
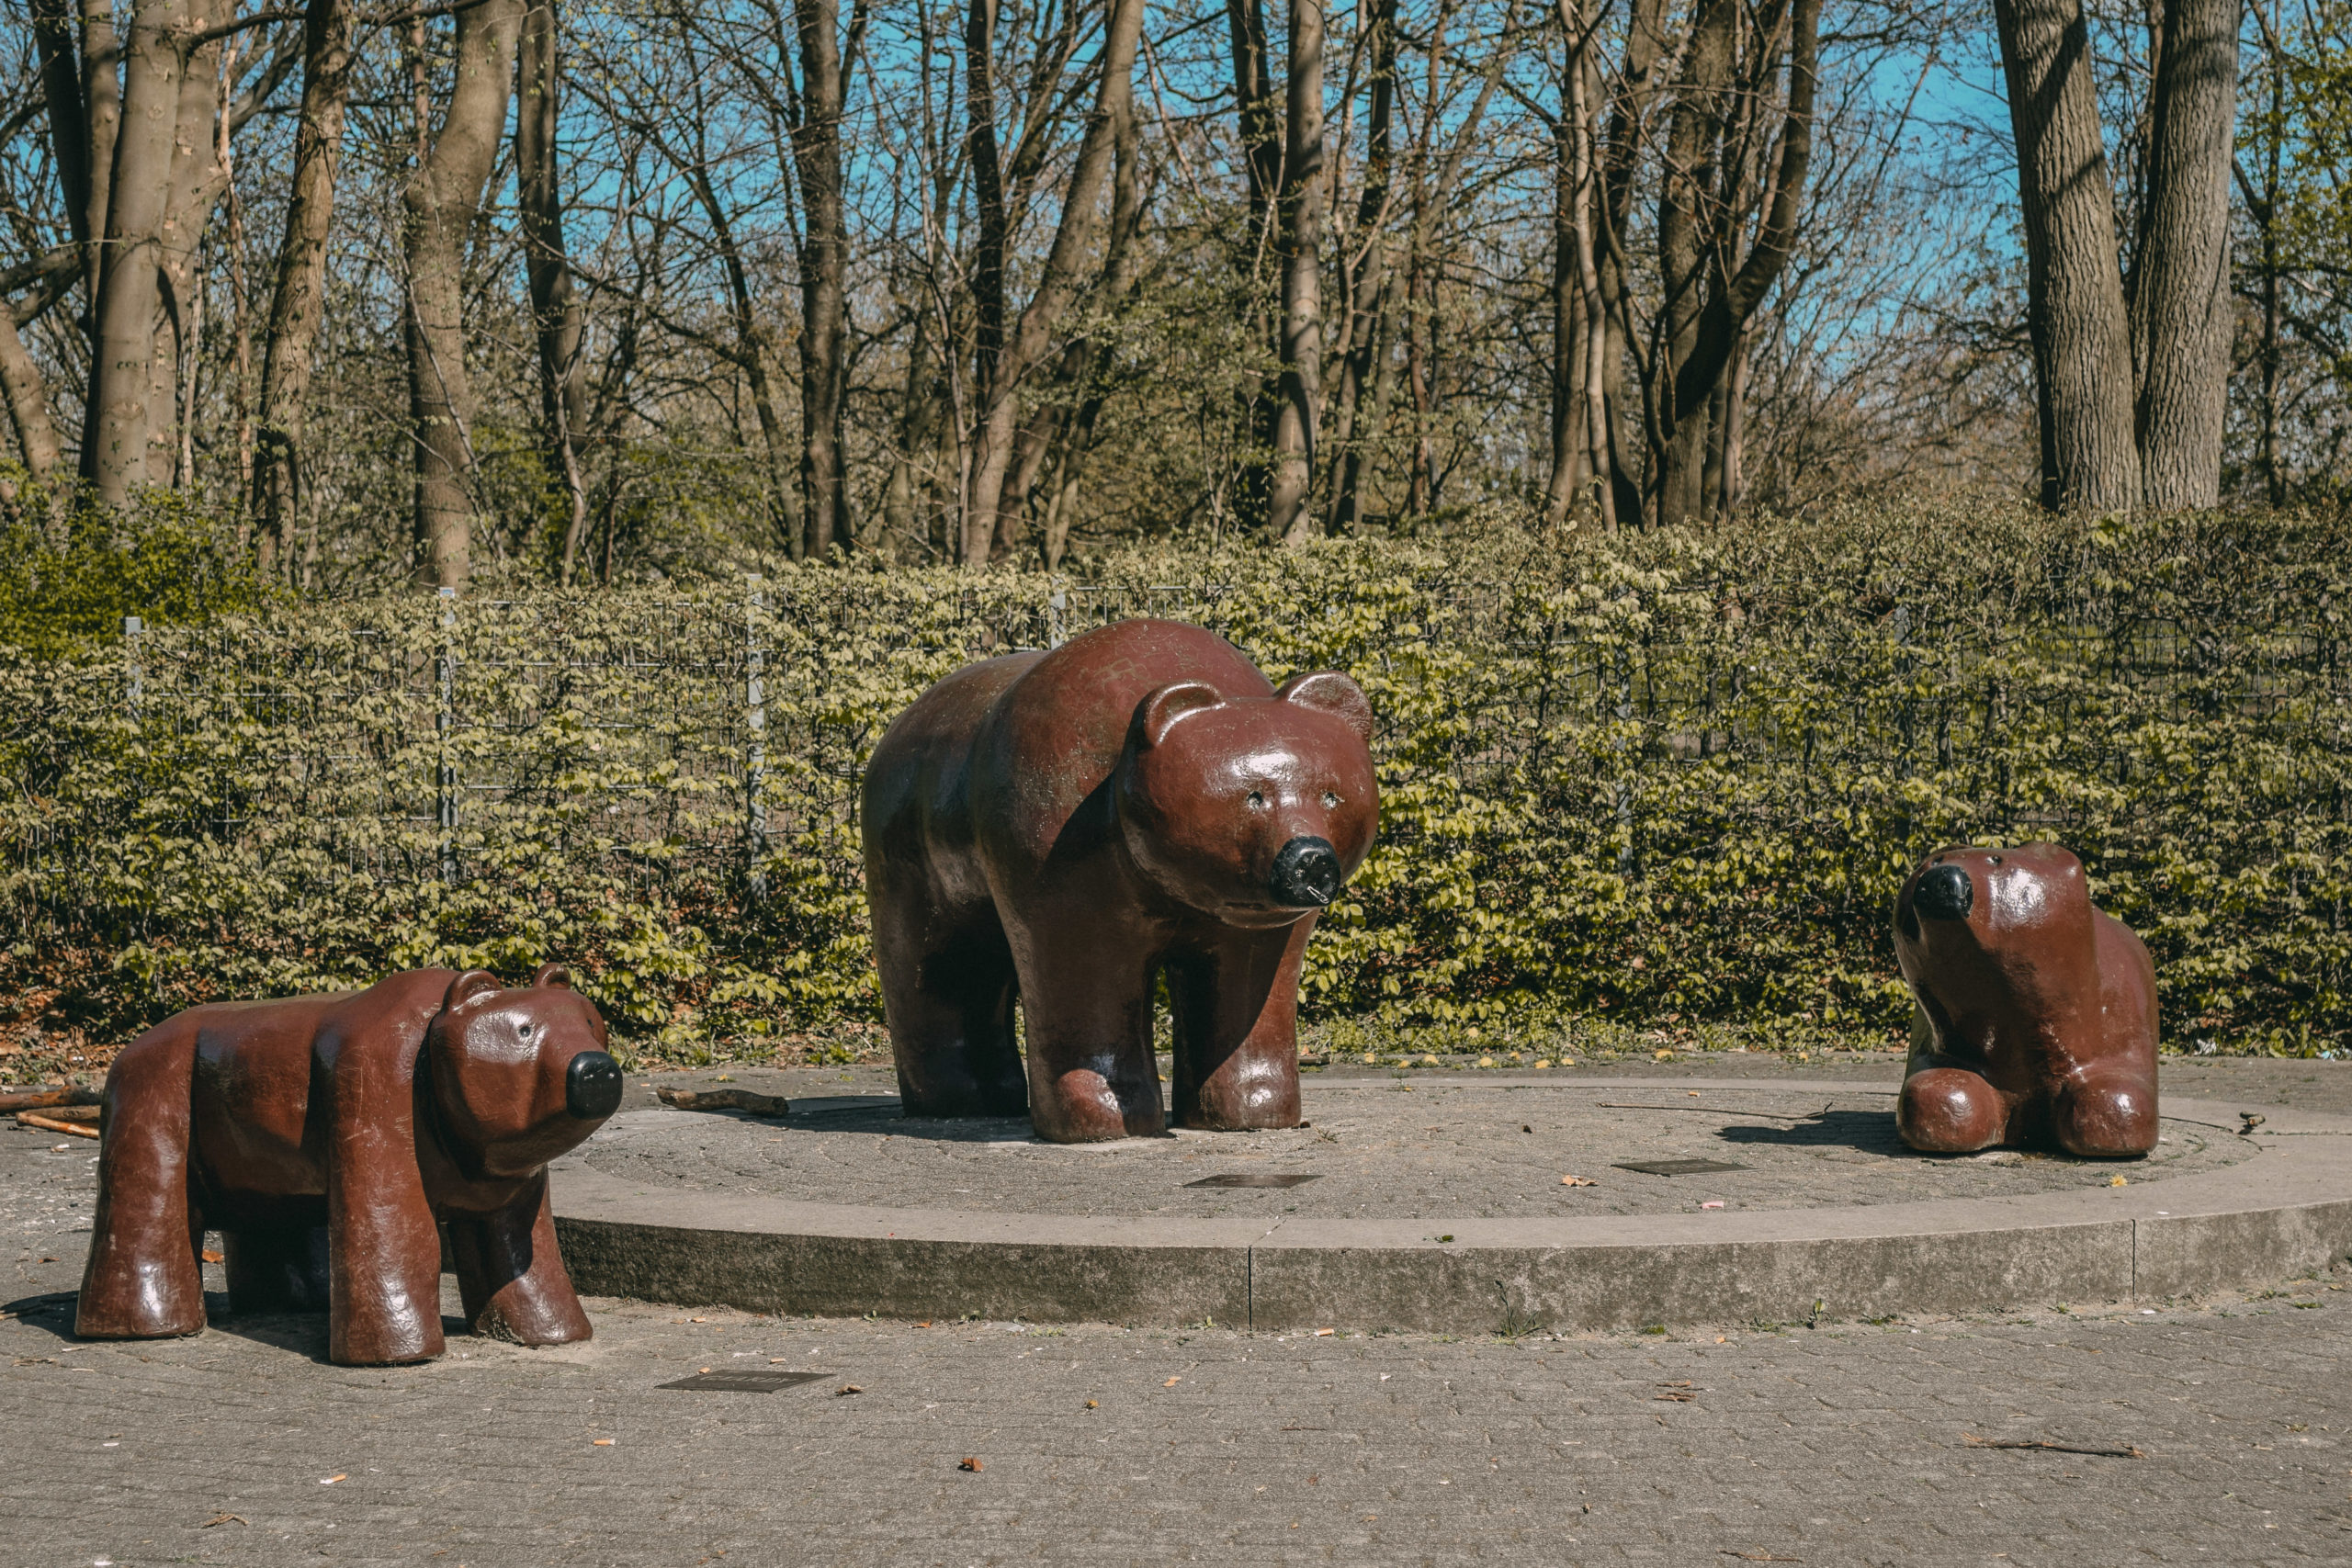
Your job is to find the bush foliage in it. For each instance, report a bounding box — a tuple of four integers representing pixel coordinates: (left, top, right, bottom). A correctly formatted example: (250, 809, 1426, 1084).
(6, 500, 2350, 1063)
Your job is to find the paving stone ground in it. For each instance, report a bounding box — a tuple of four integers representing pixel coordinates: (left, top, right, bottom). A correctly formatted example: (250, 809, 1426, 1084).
(6, 1055, 2350, 1566)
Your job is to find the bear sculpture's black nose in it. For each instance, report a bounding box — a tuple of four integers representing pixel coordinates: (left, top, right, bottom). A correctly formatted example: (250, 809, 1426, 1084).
(1270, 836, 1343, 908)
(565, 1051, 624, 1120)
(1912, 864, 1973, 923)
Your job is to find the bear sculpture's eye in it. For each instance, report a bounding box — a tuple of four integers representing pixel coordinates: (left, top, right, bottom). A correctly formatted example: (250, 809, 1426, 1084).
(1322, 791, 1340, 809)
(1247, 790, 1266, 809)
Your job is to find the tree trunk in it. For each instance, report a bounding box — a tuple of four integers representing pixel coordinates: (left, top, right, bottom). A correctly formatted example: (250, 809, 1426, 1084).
(79, 0, 122, 315)
(1652, 0, 1736, 525)
(0, 305, 61, 474)
(1268, 0, 1327, 543)
(517, 0, 591, 581)
(29, 0, 93, 267)
(1595, 0, 1668, 525)
(793, 0, 852, 557)
(1993, 0, 2141, 511)
(2130, 0, 2239, 508)
(959, 0, 1144, 568)
(402, 0, 524, 589)
(253, 0, 354, 576)
(150, 25, 224, 490)
(1323, 0, 1394, 533)
(83, 0, 186, 501)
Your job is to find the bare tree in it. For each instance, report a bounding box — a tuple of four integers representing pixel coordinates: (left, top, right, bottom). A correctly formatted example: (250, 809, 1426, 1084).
(1266, 0, 1324, 541)
(82, 0, 188, 500)
(403, 0, 524, 588)
(518, 0, 590, 580)
(791, 0, 856, 557)
(1993, 0, 2142, 509)
(252, 0, 353, 572)
(958, 0, 1144, 568)
(2131, 0, 2240, 508)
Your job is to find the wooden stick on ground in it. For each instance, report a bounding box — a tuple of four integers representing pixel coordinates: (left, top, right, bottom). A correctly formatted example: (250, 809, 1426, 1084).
(16, 1111, 98, 1138)
(0, 1086, 103, 1113)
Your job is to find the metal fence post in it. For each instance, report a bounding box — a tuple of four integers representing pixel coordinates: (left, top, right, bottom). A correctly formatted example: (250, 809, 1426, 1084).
(746, 575, 769, 903)
(436, 587, 457, 886)
(1614, 642, 1634, 877)
(122, 615, 143, 720)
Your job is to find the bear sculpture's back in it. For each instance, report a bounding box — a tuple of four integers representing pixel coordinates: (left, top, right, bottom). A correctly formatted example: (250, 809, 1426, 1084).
(862, 619, 1380, 1143)
(76, 964, 624, 1364)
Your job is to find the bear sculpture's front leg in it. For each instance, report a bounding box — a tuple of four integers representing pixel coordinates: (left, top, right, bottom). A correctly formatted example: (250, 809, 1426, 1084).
(1168, 921, 1313, 1132)
(447, 1175, 593, 1346)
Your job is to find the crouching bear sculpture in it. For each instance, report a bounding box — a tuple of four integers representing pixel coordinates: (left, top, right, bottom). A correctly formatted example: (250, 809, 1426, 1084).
(76, 964, 625, 1364)
(1893, 844, 2159, 1156)
(863, 619, 1379, 1143)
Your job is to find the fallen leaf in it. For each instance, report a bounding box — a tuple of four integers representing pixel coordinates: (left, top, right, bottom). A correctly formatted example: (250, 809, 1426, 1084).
(592, 1438, 615, 1447)
(699, 1367, 713, 1373)
(199, 1249, 224, 1263)
(1164, 1377, 1182, 1386)
(2108, 1176, 2128, 1188)
(1085, 1400, 1098, 1409)
(837, 1384, 863, 1396)
(200, 1513, 245, 1529)
(1560, 1174, 1595, 1187)
(958, 1458, 983, 1472)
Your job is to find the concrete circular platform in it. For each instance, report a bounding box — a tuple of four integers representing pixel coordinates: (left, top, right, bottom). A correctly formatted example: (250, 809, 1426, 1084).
(549, 1077, 2352, 1334)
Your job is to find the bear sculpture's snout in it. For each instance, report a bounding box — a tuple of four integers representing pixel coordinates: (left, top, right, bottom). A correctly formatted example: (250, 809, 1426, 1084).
(564, 1051, 624, 1120)
(1912, 863, 1973, 923)
(1270, 836, 1342, 908)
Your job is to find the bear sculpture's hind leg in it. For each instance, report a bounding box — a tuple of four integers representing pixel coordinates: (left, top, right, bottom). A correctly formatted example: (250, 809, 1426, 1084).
(1018, 936, 1162, 1143)
(875, 895, 1026, 1120)
(448, 1175, 593, 1346)
(2052, 1067, 2158, 1157)
(224, 1222, 332, 1314)
(1168, 922, 1311, 1132)
(77, 1025, 208, 1340)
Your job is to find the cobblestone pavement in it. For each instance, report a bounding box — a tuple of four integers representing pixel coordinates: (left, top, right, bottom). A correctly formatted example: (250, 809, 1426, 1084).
(580, 1084, 2253, 1221)
(5, 1058, 2348, 1567)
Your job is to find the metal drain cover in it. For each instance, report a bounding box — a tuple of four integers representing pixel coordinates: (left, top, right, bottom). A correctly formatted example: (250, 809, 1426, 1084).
(659, 1371, 831, 1393)
(1612, 1158, 1747, 1177)
(1184, 1172, 1321, 1189)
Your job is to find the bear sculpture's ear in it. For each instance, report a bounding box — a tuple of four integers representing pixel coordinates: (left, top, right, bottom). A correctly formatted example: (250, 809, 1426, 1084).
(441, 969, 503, 1012)
(1135, 681, 1224, 749)
(1276, 671, 1374, 746)
(529, 962, 573, 990)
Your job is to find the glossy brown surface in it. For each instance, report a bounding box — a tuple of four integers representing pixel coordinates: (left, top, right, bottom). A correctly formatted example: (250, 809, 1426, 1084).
(1892, 843, 2159, 1156)
(862, 619, 1379, 1142)
(75, 964, 620, 1364)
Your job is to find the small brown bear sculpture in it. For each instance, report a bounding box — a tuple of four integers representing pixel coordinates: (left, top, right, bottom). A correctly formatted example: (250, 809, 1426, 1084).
(1893, 843, 2158, 1156)
(76, 964, 623, 1365)
(863, 618, 1379, 1143)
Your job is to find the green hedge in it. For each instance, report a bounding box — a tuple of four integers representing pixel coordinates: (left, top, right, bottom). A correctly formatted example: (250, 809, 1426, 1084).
(6, 501, 2350, 1063)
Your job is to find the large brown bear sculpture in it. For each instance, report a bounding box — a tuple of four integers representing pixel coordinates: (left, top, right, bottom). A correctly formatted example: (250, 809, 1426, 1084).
(863, 619, 1379, 1143)
(1893, 843, 2158, 1156)
(76, 964, 624, 1365)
